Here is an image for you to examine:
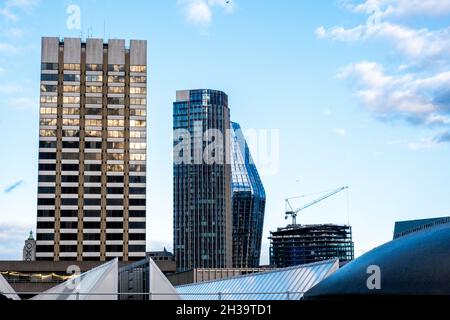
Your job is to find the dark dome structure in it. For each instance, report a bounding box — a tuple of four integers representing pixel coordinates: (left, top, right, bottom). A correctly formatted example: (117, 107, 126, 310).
(304, 223, 450, 299)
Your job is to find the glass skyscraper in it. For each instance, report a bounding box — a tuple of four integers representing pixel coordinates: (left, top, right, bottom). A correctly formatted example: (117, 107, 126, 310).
(230, 122, 266, 268)
(173, 89, 232, 272)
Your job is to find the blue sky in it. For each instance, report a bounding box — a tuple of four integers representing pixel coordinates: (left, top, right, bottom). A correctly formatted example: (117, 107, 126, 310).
(0, 0, 450, 263)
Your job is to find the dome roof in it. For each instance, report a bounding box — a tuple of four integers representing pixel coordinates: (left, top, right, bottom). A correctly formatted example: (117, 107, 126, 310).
(304, 223, 450, 299)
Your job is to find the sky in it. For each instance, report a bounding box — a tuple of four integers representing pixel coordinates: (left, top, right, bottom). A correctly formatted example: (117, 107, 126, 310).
(0, 0, 450, 264)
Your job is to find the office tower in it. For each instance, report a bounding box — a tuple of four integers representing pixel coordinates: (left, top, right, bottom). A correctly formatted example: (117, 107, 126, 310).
(269, 224, 354, 268)
(230, 122, 266, 268)
(36, 37, 147, 262)
(173, 89, 232, 272)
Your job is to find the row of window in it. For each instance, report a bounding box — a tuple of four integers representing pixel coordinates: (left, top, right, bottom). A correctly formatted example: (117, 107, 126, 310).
(39, 162, 146, 172)
(37, 221, 146, 230)
(38, 209, 146, 218)
(38, 175, 146, 183)
(41, 75, 147, 84)
(37, 232, 146, 241)
(37, 198, 146, 206)
(41, 107, 146, 116)
(40, 130, 147, 139)
(38, 186, 146, 194)
(36, 244, 146, 253)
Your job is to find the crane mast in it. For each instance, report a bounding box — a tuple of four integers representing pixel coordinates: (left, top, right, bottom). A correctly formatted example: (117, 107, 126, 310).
(285, 186, 349, 225)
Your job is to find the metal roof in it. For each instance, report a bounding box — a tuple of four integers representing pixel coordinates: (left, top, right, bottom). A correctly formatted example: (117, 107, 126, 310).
(304, 223, 450, 299)
(176, 259, 339, 300)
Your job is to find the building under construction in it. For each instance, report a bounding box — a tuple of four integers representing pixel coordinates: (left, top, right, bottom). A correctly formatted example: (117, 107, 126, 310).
(269, 224, 354, 268)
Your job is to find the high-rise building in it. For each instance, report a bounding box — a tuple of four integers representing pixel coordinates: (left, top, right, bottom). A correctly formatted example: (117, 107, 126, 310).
(173, 89, 232, 272)
(230, 122, 266, 268)
(36, 37, 147, 262)
(269, 224, 354, 268)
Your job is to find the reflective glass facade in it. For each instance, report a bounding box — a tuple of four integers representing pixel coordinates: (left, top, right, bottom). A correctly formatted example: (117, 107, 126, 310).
(173, 89, 232, 272)
(230, 122, 266, 268)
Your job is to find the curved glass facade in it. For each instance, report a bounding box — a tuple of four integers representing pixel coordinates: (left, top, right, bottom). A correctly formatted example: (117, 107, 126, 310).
(231, 122, 266, 268)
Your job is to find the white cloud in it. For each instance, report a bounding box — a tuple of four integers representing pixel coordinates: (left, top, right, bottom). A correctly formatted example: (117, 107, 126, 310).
(0, 0, 38, 21)
(333, 128, 348, 137)
(339, 61, 450, 127)
(352, 0, 450, 18)
(8, 97, 38, 109)
(407, 138, 437, 151)
(179, 0, 234, 26)
(0, 42, 18, 54)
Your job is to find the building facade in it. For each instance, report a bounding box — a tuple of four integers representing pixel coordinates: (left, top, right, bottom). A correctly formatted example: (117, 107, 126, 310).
(173, 89, 232, 272)
(269, 224, 354, 268)
(36, 37, 147, 262)
(393, 217, 450, 239)
(230, 122, 266, 268)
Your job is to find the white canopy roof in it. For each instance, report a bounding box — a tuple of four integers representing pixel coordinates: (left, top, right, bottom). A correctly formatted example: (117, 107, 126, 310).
(0, 273, 20, 300)
(31, 258, 118, 300)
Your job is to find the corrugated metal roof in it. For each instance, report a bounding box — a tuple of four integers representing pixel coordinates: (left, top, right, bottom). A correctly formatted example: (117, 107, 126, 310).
(176, 259, 339, 300)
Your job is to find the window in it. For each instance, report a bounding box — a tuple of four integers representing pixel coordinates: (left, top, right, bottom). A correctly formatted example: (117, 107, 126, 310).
(41, 74, 58, 81)
(108, 75, 125, 83)
(129, 187, 146, 195)
(130, 76, 146, 84)
(107, 164, 124, 172)
(108, 86, 125, 94)
(62, 142, 79, 149)
(107, 108, 124, 116)
(63, 130, 80, 137)
(107, 187, 123, 194)
(129, 164, 146, 172)
(41, 85, 57, 93)
(63, 74, 81, 82)
(84, 164, 102, 171)
(63, 85, 80, 93)
(106, 198, 123, 206)
(62, 118, 80, 126)
(41, 63, 58, 70)
(86, 64, 102, 71)
(107, 176, 123, 183)
(86, 86, 103, 93)
(61, 175, 78, 183)
(63, 107, 79, 115)
(85, 153, 102, 161)
(84, 198, 101, 206)
(61, 153, 79, 160)
(40, 107, 57, 115)
(130, 65, 146, 73)
(107, 119, 124, 127)
(63, 96, 80, 104)
(107, 141, 124, 149)
(85, 130, 102, 137)
(38, 186, 55, 194)
(130, 120, 146, 127)
(39, 163, 56, 170)
(129, 233, 146, 240)
(129, 222, 146, 229)
(37, 221, 55, 228)
(86, 75, 103, 82)
(107, 97, 124, 105)
(129, 198, 146, 206)
(129, 245, 146, 252)
(60, 233, 78, 240)
(86, 108, 102, 115)
(106, 233, 123, 240)
(130, 98, 146, 105)
(130, 87, 147, 94)
(61, 187, 78, 194)
(85, 119, 102, 127)
(84, 175, 102, 183)
(106, 245, 123, 252)
(38, 156, 60, 167)
(61, 163, 79, 171)
(107, 130, 124, 138)
(38, 175, 56, 183)
(84, 210, 101, 218)
(130, 142, 146, 150)
(84, 233, 101, 240)
(37, 199, 55, 206)
(39, 130, 56, 137)
(61, 209, 78, 217)
(40, 119, 57, 126)
(130, 131, 146, 139)
(37, 233, 55, 241)
(108, 64, 125, 72)
(40, 96, 58, 103)
(85, 141, 102, 149)
(60, 221, 78, 229)
(84, 187, 101, 194)
(107, 153, 124, 161)
(130, 109, 146, 116)
(64, 63, 80, 71)
(129, 176, 146, 183)
(130, 154, 146, 161)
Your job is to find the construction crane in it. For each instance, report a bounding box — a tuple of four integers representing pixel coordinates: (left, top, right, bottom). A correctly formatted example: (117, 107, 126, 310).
(285, 186, 349, 225)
